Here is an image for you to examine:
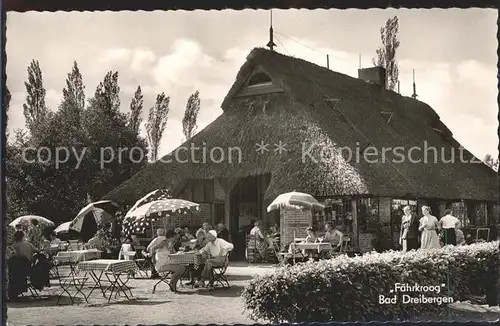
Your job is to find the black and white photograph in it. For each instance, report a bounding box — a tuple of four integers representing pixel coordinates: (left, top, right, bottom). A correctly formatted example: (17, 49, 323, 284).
(4, 7, 500, 324)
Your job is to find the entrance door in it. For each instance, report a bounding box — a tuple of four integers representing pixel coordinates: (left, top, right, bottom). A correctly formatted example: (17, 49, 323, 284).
(228, 174, 271, 260)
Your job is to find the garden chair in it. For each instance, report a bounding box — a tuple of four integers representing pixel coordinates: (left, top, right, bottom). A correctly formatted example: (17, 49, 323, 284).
(476, 228, 490, 242)
(211, 252, 231, 289)
(118, 248, 149, 279)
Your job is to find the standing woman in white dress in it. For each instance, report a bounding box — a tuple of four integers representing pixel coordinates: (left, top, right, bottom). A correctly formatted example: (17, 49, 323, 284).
(419, 206, 441, 250)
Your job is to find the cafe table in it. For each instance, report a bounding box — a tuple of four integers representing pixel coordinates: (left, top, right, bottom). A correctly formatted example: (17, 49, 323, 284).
(78, 259, 137, 302)
(150, 251, 205, 292)
(290, 242, 332, 263)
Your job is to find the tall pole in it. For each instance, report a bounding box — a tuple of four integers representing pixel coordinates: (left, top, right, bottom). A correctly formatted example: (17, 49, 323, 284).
(359, 55, 361, 69)
(266, 10, 276, 51)
(326, 54, 329, 69)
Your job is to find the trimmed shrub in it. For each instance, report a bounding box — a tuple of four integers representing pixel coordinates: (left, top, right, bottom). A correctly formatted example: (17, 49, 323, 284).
(242, 241, 500, 323)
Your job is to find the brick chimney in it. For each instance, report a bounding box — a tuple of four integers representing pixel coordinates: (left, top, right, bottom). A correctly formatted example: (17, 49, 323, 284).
(358, 66, 387, 89)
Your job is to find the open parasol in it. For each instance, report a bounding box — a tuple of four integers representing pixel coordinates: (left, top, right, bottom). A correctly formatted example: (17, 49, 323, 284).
(9, 215, 55, 228)
(126, 199, 200, 224)
(267, 191, 325, 212)
(70, 200, 120, 232)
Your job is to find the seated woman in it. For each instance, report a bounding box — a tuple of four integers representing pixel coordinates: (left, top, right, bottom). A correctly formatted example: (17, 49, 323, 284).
(302, 227, 317, 258)
(250, 220, 268, 260)
(150, 230, 186, 292)
(12, 231, 38, 262)
(8, 231, 38, 300)
(266, 223, 280, 249)
(182, 226, 195, 241)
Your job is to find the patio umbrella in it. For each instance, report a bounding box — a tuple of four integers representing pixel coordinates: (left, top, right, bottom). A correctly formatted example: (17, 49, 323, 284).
(126, 189, 172, 217)
(126, 199, 200, 225)
(9, 215, 55, 228)
(70, 201, 119, 232)
(267, 191, 325, 212)
(54, 221, 72, 234)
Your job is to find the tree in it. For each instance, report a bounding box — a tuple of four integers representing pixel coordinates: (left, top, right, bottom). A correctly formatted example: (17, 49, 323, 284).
(128, 86, 143, 135)
(23, 60, 49, 136)
(60, 61, 85, 127)
(82, 71, 147, 199)
(182, 90, 201, 141)
(484, 153, 499, 171)
(372, 16, 400, 91)
(146, 93, 170, 162)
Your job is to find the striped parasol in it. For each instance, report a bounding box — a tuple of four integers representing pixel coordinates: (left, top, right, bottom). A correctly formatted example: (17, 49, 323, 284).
(70, 200, 120, 232)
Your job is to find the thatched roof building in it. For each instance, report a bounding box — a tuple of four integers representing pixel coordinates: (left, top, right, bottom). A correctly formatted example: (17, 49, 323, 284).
(104, 48, 498, 206)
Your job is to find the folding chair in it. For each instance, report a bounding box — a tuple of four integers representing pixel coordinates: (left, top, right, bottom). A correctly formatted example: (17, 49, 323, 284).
(132, 248, 150, 279)
(211, 253, 230, 289)
(20, 277, 41, 299)
(56, 273, 88, 305)
(54, 258, 88, 305)
(151, 271, 173, 294)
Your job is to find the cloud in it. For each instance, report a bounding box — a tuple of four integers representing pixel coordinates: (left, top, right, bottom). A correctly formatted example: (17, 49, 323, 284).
(131, 49, 157, 73)
(6, 10, 497, 162)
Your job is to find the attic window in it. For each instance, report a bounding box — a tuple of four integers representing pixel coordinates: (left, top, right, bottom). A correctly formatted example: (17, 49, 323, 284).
(247, 72, 272, 87)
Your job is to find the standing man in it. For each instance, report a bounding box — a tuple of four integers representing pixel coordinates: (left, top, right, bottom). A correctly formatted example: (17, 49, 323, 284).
(438, 208, 460, 246)
(216, 223, 230, 242)
(400, 206, 420, 251)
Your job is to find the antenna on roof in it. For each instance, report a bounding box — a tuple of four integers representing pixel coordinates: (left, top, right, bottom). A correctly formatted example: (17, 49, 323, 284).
(326, 54, 330, 69)
(359, 55, 361, 69)
(411, 69, 418, 99)
(266, 10, 276, 51)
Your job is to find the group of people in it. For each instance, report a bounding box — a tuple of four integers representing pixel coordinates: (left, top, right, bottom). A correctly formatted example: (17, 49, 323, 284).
(298, 223, 345, 259)
(136, 222, 233, 292)
(399, 205, 466, 251)
(7, 222, 55, 301)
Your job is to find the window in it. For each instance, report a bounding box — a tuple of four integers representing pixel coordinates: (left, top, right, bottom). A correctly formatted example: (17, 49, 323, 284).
(317, 198, 352, 233)
(357, 198, 380, 233)
(475, 202, 488, 226)
(451, 201, 467, 226)
(247, 72, 272, 87)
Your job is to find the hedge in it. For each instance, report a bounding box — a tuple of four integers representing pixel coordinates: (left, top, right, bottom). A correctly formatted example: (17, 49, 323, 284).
(241, 241, 500, 323)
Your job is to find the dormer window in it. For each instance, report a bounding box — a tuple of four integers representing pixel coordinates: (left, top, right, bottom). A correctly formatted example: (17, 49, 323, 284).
(234, 68, 284, 98)
(247, 72, 272, 87)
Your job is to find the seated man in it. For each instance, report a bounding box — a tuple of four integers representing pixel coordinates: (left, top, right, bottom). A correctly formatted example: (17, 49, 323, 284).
(195, 230, 234, 289)
(321, 223, 344, 257)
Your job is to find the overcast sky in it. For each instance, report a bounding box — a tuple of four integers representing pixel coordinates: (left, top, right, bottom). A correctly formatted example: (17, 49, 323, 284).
(6, 9, 498, 160)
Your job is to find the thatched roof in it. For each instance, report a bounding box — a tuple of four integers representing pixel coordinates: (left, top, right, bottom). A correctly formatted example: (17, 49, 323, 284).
(104, 48, 498, 205)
